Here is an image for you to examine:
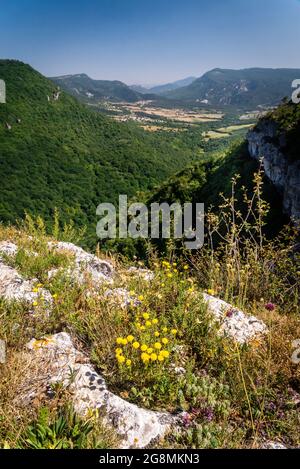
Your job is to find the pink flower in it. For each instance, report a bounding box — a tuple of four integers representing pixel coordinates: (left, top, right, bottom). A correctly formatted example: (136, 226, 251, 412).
(265, 302, 275, 311)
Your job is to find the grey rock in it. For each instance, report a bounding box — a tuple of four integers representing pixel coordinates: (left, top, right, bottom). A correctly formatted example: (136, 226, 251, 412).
(247, 121, 300, 220)
(203, 293, 267, 344)
(25, 332, 178, 448)
(48, 241, 114, 287)
(0, 241, 18, 258)
(0, 261, 53, 312)
(0, 339, 6, 364)
(261, 441, 287, 449)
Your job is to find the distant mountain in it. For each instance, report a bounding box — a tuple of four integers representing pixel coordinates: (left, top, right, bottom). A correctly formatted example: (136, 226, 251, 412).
(50, 73, 144, 103)
(130, 77, 197, 95)
(163, 68, 300, 110)
(148, 77, 197, 95)
(129, 84, 150, 94)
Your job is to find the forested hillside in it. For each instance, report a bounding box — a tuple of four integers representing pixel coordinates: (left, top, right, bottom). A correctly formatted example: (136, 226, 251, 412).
(164, 68, 300, 109)
(51, 73, 147, 103)
(0, 60, 197, 245)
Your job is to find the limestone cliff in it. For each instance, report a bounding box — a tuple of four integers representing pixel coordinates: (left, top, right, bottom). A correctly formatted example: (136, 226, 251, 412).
(247, 103, 300, 220)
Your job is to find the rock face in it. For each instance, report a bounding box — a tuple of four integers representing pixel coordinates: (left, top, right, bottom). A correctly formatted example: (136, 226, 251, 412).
(247, 120, 300, 220)
(24, 333, 178, 448)
(0, 242, 53, 312)
(203, 294, 267, 344)
(48, 241, 114, 287)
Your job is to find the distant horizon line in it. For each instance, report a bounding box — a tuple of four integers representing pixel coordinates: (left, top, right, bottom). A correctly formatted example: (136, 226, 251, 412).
(2, 58, 300, 88)
(48, 66, 300, 88)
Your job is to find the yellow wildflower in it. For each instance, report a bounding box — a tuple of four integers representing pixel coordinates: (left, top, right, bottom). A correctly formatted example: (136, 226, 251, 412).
(154, 342, 162, 350)
(32, 288, 39, 293)
(126, 359, 132, 366)
(162, 338, 169, 345)
(52, 293, 58, 299)
(150, 353, 158, 361)
(143, 313, 150, 320)
(141, 353, 150, 363)
(152, 318, 158, 325)
(37, 283, 43, 288)
(154, 331, 160, 337)
(171, 329, 178, 335)
(146, 321, 152, 327)
(183, 265, 189, 270)
(127, 335, 134, 342)
(33, 301, 38, 307)
(162, 327, 168, 333)
(140, 326, 146, 331)
(141, 344, 148, 352)
(117, 355, 125, 364)
(158, 354, 164, 362)
(138, 295, 144, 301)
(207, 289, 215, 296)
(116, 337, 123, 345)
(132, 342, 140, 349)
(115, 348, 123, 355)
(122, 338, 128, 345)
(161, 350, 170, 358)
(147, 348, 153, 354)
(167, 273, 173, 278)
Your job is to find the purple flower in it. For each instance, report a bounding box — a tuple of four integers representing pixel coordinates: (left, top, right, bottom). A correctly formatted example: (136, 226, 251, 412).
(226, 309, 235, 318)
(266, 402, 276, 412)
(201, 407, 214, 422)
(265, 302, 275, 312)
(182, 413, 192, 428)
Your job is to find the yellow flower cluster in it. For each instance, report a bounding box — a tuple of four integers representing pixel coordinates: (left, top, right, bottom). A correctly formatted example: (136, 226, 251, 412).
(115, 314, 177, 368)
(32, 283, 46, 307)
(161, 260, 189, 278)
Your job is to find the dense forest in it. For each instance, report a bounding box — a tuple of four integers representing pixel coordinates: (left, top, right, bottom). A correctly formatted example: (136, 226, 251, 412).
(0, 60, 201, 246)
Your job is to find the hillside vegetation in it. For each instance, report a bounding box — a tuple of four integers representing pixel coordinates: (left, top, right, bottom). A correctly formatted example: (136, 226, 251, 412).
(0, 181, 299, 448)
(164, 68, 300, 110)
(50, 73, 148, 103)
(0, 60, 198, 246)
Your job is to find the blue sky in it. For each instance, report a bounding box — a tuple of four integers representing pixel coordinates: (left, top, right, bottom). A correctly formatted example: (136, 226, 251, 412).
(0, 0, 300, 85)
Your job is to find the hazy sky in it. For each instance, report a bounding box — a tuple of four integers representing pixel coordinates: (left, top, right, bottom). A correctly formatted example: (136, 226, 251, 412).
(0, 0, 300, 85)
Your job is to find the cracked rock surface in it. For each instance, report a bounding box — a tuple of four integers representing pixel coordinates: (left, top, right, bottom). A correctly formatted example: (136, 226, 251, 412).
(203, 294, 267, 344)
(48, 241, 114, 286)
(23, 332, 178, 448)
(0, 260, 53, 312)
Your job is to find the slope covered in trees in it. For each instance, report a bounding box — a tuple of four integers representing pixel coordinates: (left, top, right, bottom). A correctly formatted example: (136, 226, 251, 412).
(0, 60, 197, 245)
(164, 68, 300, 110)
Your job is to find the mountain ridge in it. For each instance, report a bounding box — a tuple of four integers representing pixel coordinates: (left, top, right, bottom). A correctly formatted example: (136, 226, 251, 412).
(130, 76, 197, 95)
(162, 68, 300, 110)
(50, 73, 147, 103)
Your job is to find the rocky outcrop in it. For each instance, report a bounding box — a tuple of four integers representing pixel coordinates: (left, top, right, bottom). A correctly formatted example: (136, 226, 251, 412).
(48, 241, 114, 287)
(203, 294, 267, 344)
(23, 333, 179, 448)
(0, 242, 53, 313)
(247, 120, 300, 220)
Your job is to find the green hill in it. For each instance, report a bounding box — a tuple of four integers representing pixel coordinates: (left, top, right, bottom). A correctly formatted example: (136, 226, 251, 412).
(0, 60, 196, 246)
(51, 73, 148, 103)
(164, 68, 300, 110)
